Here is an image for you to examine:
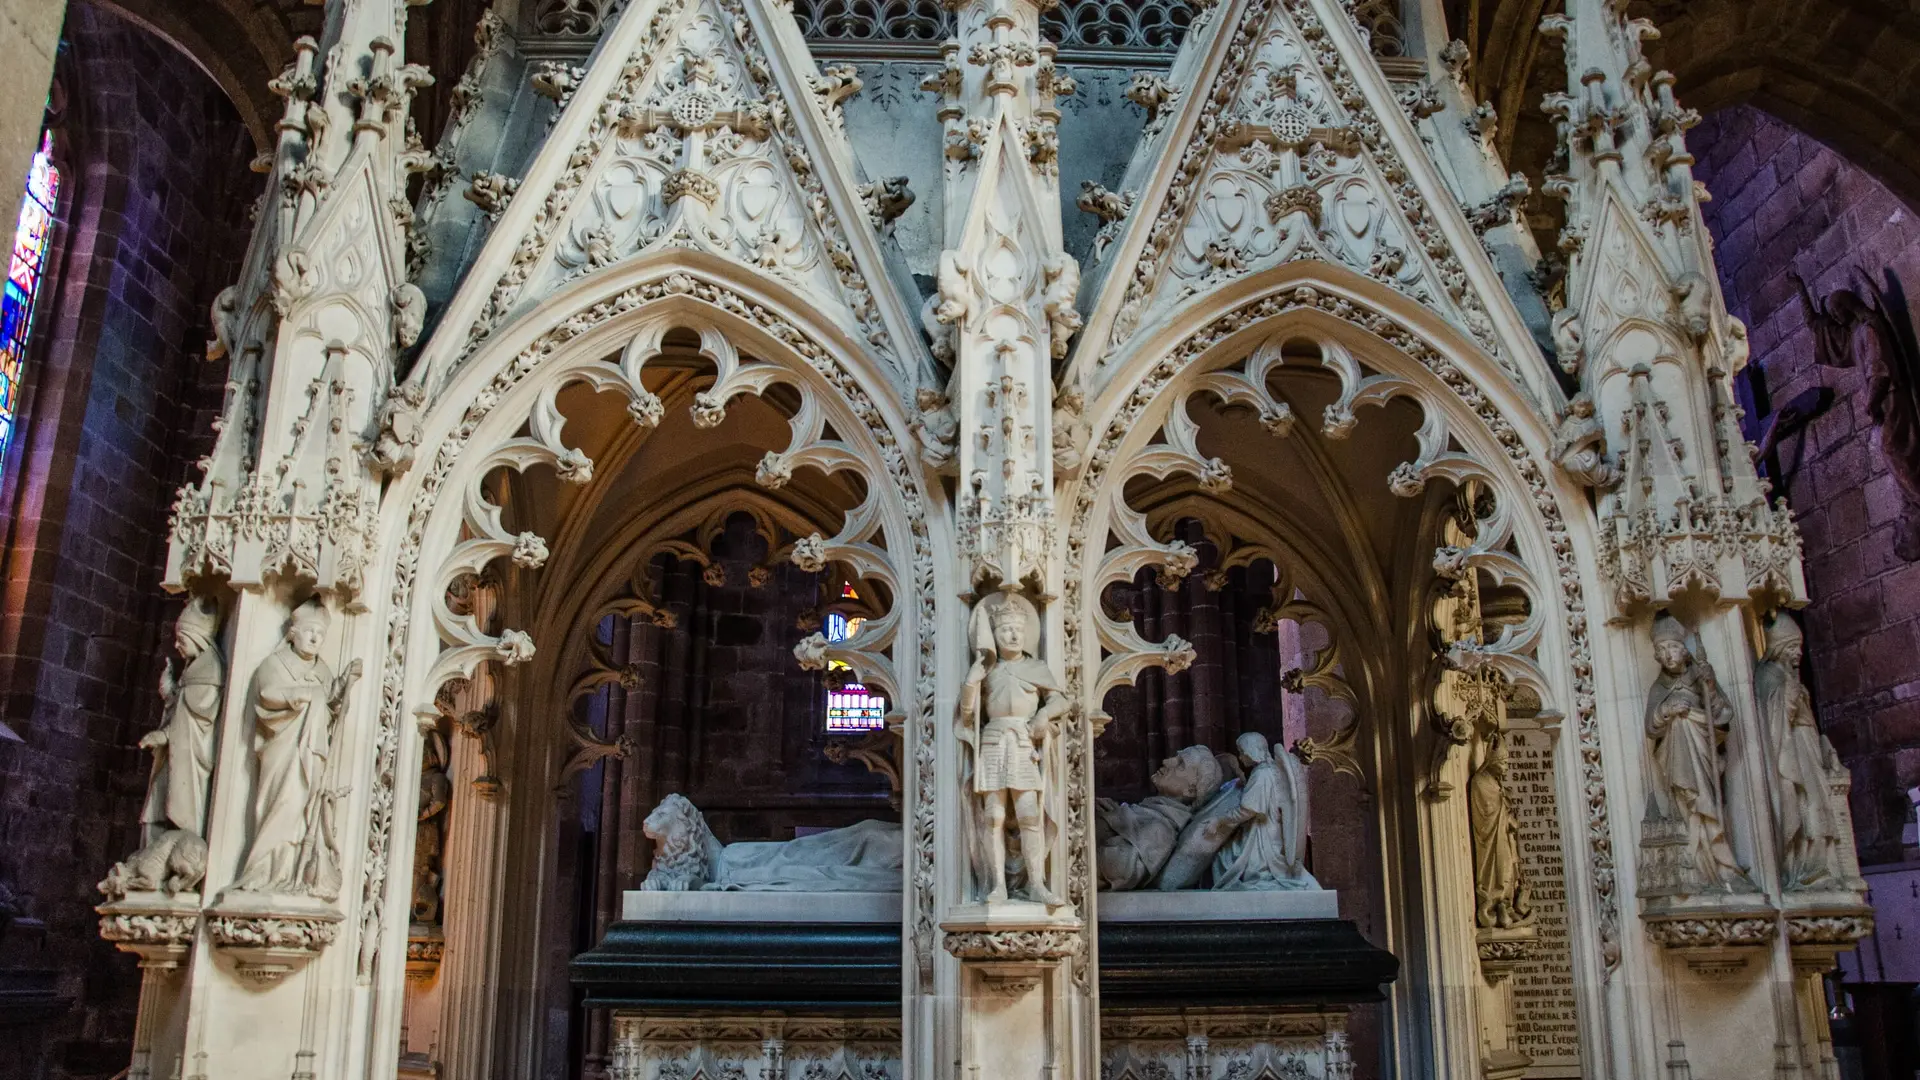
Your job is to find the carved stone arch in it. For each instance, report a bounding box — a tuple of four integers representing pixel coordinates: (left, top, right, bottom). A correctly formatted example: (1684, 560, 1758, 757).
(1134, 494, 1371, 784)
(1064, 265, 1624, 1074)
(352, 256, 942, 1074)
(533, 481, 857, 792)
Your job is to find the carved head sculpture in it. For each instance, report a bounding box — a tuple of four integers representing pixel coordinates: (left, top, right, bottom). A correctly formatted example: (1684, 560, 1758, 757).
(1765, 613, 1806, 669)
(915, 387, 945, 411)
(1150, 745, 1225, 803)
(287, 601, 331, 660)
(174, 597, 219, 659)
(971, 590, 1041, 663)
(1567, 392, 1598, 420)
(1236, 730, 1273, 769)
(1651, 613, 1690, 675)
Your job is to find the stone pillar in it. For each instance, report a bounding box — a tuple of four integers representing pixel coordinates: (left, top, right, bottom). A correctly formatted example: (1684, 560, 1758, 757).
(100, 1, 446, 1074)
(924, 2, 1092, 1075)
(1540, 0, 1872, 1073)
(0, 0, 63, 194)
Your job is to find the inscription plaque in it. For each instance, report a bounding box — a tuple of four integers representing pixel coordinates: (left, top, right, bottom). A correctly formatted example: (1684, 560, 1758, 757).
(1505, 727, 1582, 1077)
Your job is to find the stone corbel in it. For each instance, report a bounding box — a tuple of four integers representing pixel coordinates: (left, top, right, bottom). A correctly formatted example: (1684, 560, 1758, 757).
(1475, 924, 1538, 983)
(943, 922, 1080, 998)
(204, 896, 344, 984)
(96, 894, 202, 972)
(1640, 904, 1778, 979)
(1783, 907, 1873, 974)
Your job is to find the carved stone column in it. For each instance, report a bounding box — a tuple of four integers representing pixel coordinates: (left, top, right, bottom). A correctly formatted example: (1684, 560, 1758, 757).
(928, 2, 1091, 1076)
(110, 1, 435, 1075)
(1542, 0, 1863, 1073)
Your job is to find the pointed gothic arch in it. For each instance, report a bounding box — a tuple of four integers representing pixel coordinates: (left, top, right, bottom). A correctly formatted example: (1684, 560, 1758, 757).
(359, 251, 943, 1076)
(1064, 261, 1622, 1076)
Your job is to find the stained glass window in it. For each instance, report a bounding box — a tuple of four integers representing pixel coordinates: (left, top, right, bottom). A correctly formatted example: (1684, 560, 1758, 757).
(823, 601, 887, 733)
(2, 131, 59, 466)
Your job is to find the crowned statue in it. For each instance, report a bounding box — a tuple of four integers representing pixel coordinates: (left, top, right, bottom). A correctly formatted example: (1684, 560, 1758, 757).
(233, 601, 361, 900)
(1755, 613, 1844, 888)
(959, 590, 1068, 905)
(1642, 614, 1745, 891)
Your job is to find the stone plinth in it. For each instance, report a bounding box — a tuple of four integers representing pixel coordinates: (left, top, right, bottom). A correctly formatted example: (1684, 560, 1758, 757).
(1097, 888, 1339, 921)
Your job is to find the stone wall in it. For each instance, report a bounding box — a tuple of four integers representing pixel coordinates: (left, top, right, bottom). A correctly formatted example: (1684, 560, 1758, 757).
(1692, 103, 1920, 864)
(0, 6, 255, 1077)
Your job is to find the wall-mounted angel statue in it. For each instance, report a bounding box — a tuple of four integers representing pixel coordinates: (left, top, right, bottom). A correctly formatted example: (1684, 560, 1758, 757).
(960, 590, 1068, 905)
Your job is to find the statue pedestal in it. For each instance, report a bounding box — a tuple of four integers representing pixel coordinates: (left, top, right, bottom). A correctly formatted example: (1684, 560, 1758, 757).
(96, 893, 201, 971)
(942, 903, 1084, 1076)
(1639, 895, 1778, 979)
(203, 891, 342, 984)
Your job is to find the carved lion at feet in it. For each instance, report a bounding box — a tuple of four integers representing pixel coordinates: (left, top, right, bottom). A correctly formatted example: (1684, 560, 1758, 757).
(640, 793, 724, 892)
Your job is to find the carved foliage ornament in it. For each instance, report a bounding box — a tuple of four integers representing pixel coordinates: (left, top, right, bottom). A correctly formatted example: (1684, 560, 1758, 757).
(943, 928, 1080, 961)
(459, 0, 899, 372)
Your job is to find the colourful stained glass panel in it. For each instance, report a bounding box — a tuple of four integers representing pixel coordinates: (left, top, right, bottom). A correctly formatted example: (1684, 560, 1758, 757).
(822, 609, 887, 732)
(2, 131, 59, 465)
(825, 683, 887, 733)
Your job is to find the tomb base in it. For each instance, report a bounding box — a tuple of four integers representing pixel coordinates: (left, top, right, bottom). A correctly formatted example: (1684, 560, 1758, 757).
(607, 1014, 900, 1080)
(1102, 1009, 1357, 1080)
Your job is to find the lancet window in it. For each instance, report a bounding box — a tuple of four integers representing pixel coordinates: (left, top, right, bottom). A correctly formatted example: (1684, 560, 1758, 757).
(2, 130, 59, 465)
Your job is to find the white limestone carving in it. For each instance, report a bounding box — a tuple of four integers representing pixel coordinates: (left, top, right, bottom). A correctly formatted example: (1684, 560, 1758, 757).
(1637, 614, 1746, 896)
(960, 591, 1067, 906)
(637, 794, 903, 893)
(102, 598, 224, 900)
(112, 0, 1869, 1071)
(909, 387, 959, 471)
(1755, 614, 1847, 890)
(1468, 729, 1531, 930)
(1212, 732, 1317, 891)
(1095, 746, 1227, 891)
(231, 602, 362, 901)
(1549, 392, 1620, 490)
(1082, 0, 1515, 370)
